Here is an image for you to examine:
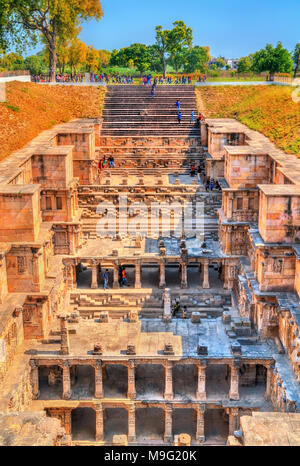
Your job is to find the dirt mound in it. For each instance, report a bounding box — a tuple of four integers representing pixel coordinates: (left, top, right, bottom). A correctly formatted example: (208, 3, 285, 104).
(0, 82, 106, 161)
(196, 85, 300, 155)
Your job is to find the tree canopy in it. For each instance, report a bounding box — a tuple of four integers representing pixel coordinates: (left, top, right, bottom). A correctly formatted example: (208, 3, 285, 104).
(252, 42, 293, 79)
(0, 0, 103, 80)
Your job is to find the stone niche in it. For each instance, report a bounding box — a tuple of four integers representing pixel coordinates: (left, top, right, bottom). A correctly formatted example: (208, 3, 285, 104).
(258, 185, 300, 244)
(0, 185, 41, 242)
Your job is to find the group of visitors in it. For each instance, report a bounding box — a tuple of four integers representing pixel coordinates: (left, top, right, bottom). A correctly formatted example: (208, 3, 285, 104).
(102, 266, 129, 289)
(98, 156, 115, 172)
(172, 300, 188, 318)
(204, 177, 222, 192)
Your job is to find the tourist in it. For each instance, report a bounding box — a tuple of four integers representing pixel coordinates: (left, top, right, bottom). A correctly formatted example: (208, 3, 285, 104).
(197, 165, 202, 181)
(108, 156, 115, 168)
(182, 306, 188, 319)
(210, 178, 215, 191)
(205, 179, 210, 192)
(190, 164, 196, 177)
(120, 267, 129, 287)
(176, 100, 181, 111)
(178, 111, 182, 124)
(191, 111, 194, 123)
(151, 84, 155, 98)
(103, 269, 109, 289)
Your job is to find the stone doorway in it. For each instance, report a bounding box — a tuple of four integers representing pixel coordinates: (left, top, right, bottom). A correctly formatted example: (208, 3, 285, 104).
(141, 264, 159, 288)
(204, 409, 229, 444)
(38, 365, 62, 400)
(104, 408, 128, 442)
(165, 264, 181, 288)
(173, 408, 196, 440)
(206, 364, 229, 400)
(70, 365, 94, 399)
(135, 364, 165, 399)
(103, 364, 128, 398)
(173, 364, 197, 400)
(136, 407, 164, 443)
(71, 407, 96, 441)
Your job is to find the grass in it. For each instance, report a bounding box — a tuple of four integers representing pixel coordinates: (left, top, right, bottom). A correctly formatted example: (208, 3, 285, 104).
(0, 82, 106, 161)
(196, 85, 300, 155)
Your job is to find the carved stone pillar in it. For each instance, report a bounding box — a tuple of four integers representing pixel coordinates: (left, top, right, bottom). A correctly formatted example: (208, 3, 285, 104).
(62, 361, 71, 400)
(181, 262, 188, 288)
(32, 249, 41, 291)
(229, 408, 240, 435)
(64, 409, 72, 436)
(60, 315, 69, 355)
(95, 404, 104, 441)
(159, 261, 166, 288)
(30, 360, 40, 399)
(113, 265, 119, 289)
(128, 405, 136, 442)
(91, 260, 98, 289)
(135, 261, 141, 288)
(164, 361, 173, 400)
(196, 404, 205, 443)
(202, 260, 210, 289)
(164, 404, 173, 443)
(229, 364, 240, 400)
(196, 363, 206, 401)
(94, 361, 104, 399)
(265, 366, 272, 400)
(127, 360, 136, 399)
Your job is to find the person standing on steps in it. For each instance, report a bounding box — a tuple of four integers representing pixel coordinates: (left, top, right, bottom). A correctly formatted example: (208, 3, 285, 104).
(176, 100, 181, 111)
(108, 156, 115, 168)
(103, 269, 109, 289)
(151, 84, 155, 98)
(178, 111, 182, 124)
(120, 267, 129, 287)
(191, 110, 194, 123)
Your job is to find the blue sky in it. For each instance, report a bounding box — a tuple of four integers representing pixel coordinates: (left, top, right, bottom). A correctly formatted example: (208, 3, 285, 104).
(30, 0, 300, 58)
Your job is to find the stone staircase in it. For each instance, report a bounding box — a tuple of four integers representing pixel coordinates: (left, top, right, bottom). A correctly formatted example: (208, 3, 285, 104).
(101, 85, 199, 137)
(69, 290, 232, 319)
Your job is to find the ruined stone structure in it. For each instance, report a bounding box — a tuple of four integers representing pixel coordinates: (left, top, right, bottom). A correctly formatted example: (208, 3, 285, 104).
(0, 85, 299, 445)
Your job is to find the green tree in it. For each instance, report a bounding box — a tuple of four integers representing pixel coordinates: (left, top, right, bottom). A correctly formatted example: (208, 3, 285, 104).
(0, 0, 103, 82)
(0, 51, 24, 70)
(292, 43, 300, 78)
(237, 56, 253, 74)
(24, 54, 45, 74)
(215, 57, 226, 69)
(182, 46, 209, 73)
(155, 21, 193, 77)
(252, 42, 293, 80)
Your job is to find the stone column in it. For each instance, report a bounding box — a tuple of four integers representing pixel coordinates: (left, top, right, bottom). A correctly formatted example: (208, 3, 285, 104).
(91, 260, 98, 289)
(62, 361, 71, 400)
(265, 366, 272, 400)
(127, 361, 136, 399)
(94, 361, 104, 399)
(196, 404, 205, 443)
(59, 315, 69, 355)
(196, 363, 206, 401)
(164, 404, 173, 443)
(64, 409, 72, 436)
(128, 405, 136, 442)
(95, 404, 104, 441)
(32, 249, 41, 291)
(159, 261, 166, 288)
(135, 261, 141, 288)
(113, 265, 119, 289)
(30, 360, 40, 399)
(229, 365, 240, 401)
(180, 262, 188, 288)
(229, 408, 240, 435)
(164, 361, 173, 400)
(202, 260, 210, 289)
